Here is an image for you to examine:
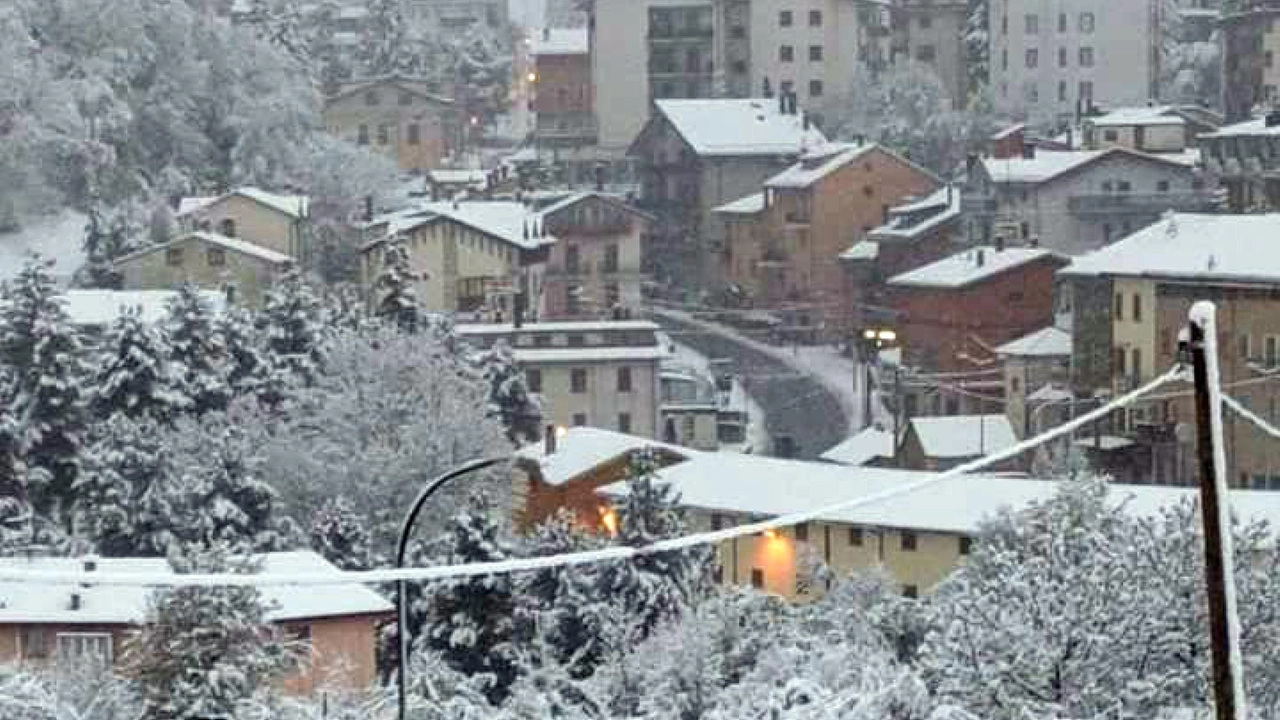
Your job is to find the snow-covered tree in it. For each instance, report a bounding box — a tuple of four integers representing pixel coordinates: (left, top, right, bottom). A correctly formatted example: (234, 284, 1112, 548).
(1158, 0, 1221, 106)
(122, 545, 298, 720)
(259, 266, 325, 396)
(308, 496, 378, 571)
(359, 0, 413, 76)
(164, 283, 230, 415)
(0, 665, 138, 720)
(475, 340, 542, 446)
(964, 0, 989, 101)
(78, 207, 133, 289)
(421, 492, 521, 703)
(90, 307, 187, 421)
(73, 414, 167, 557)
(216, 305, 269, 400)
(375, 242, 423, 334)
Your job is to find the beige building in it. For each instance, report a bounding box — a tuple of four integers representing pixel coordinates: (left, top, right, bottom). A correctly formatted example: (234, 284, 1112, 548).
(360, 201, 553, 317)
(176, 188, 309, 261)
(457, 320, 666, 438)
(322, 77, 454, 173)
(0, 552, 391, 694)
(1081, 105, 1221, 155)
(114, 232, 292, 308)
(995, 325, 1071, 438)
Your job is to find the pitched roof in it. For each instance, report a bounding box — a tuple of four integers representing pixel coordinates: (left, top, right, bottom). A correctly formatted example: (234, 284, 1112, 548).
(820, 426, 896, 466)
(868, 185, 961, 241)
(1199, 116, 1280, 139)
(177, 188, 309, 219)
(113, 231, 294, 266)
(530, 27, 589, 55)
(888, 246, 1063, 289)
(650, 98, 827, 157)
(57, 290, 226, 326)
(429, 169, 487, 186)
(0, 551, 393, 625)
(390, 201, 558, 251)
(325, 76, 453, 106)
(839, 240, 880, 261)
(1088, 106, 1185, 128)
(536, 192, 655, 222)
(515, 427, 696, 486)
(767, 142, 938, 190)
(981, 147, 1190, 185)
(1059, 213, 1280, 283)
(909, 414, 1018, 459)
(713, 192, 767, 215)
(996, 326, 1073, 358)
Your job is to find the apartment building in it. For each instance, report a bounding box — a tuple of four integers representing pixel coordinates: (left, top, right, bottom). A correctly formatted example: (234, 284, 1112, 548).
(1222, 2, 1280, 121)
(747, 0, 866, 122)
(530, 27, 595, 151)
(1060, 213, 1280, 486)
(403, 0, 509, 29)
(989, 0, 1156, 123)
(537, 192, 652, 320)
(1199, 112, 1280, 211)
(1081, 105, 1222, 155)
(322, 77, 454, 173)
(892, 0, 968, 107)
(456, 320, 667, 438)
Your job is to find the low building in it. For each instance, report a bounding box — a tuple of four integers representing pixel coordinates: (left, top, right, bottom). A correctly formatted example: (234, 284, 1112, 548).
(114, 232, 292, 308)
(176, 188, 309, 261)
(1081, 105, 1221, 155)
(537, 192, 652, 320)
(658, 366, 721, 451)
(887, 245, 1069, 374)
(427, 168, 489, 200)
(456, 320, 667, 438)
(322, 76, 454, 173)
(0, 551, 392, 694)
(1199, 112, 1280, 212)
(1060, 212, 1280, 486)
(897, 414, 1020, 472)
(819, 424, 896, 467)
(996, 326, 1072, 438)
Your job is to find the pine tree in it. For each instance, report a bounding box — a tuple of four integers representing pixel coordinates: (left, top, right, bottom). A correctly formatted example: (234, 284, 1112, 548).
(0, 255, 89, 521)
(215, 307, 268, 400)
(595, 449, 713, 641)
(90, 307, 187, 421)
(73, 415, 167, 557)
(122, 544, 297, 720)
(374, 242, 423, 333)
(308, 496, 377, 571)
(422, 492, 521, 703)
(79, 208, 129, 290)
(164, 283, 230, 415)
(260, 266, 325, 394)
(476, 340, 542, 446)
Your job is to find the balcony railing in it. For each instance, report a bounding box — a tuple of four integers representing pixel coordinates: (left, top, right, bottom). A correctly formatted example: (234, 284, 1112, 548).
(1067, 192, 1217, 214)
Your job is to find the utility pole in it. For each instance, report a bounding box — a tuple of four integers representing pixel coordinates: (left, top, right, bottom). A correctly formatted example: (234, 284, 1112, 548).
(1187, 301, 1247, 720)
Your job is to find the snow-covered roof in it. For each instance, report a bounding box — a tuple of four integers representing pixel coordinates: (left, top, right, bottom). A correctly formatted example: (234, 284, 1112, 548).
(114, 232, 294, 266)
(910, 414, 1018, 459)
(996, 326, 1072, 358)
(1059, 213, 1280, 283)
(57, 290, 226, 327)
(512, 346, 670, 364)
(1200, 116, 1280, 139)
(515, 427, 696, 487)
(0, 551, 392, 625)
(820, 426, 895, 466)
(456, 320, 660, 335)
(868, 185, 960, 241)
(991, 123, 1026, 140)
(652, 99, 827, 157)
(1089, 106, 1184, 128)
(393, 201, 558, 251)
(177, 188, 309, 219)
(713, 192, 767, 215)
(535, 192, 654, 222)
(982, 150, 1106, 183)
(1028, 383, 1074, 403)
(429, 169, 487, 186)
(530, 27, 589, 55)
(765, 142, 879, 189)
(600, 453, 1280, 537)
(839, 240, 880, 261)
(888, 246, 1062, 289)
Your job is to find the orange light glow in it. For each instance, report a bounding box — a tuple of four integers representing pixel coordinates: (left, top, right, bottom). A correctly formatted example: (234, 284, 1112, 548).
(763, 529, 779, 541)
(599, 507, 619, 536)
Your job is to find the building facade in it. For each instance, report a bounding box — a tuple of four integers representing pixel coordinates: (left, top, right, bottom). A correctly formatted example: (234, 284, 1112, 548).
(1199, 113, 1280, 211)
(1222, 2, 1280, 122)
(538, 193, 651, 319)
(176, 188, 309, 262)
(323, 77, 454, 173)
(531, 27, 596, 150)
(114, 232, 292, 308)
(747, 0, 865, 122)
(892, 0, 969, 108)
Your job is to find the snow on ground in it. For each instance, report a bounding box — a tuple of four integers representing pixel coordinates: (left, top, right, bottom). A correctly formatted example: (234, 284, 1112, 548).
(0, 210, 87, 284)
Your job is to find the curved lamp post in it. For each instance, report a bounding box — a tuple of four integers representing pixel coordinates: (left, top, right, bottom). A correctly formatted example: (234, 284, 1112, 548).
(396, 456, 511, 720)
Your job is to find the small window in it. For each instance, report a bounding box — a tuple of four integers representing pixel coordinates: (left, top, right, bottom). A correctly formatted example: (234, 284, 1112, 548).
(1240, 334, 1252, 361)
(1058, 48, 1068, 67)
(750, 568, 765, 589)
(571, 368, 588, 393)
(1025, 14, 1038, 33)
(1266, 336, 1279, 366)
(848, 527, 864, 546)
(809, 45, 823, 61)
(808, 9, 822, 26)
(56, 633, 113, 667)
(1132, 294, 1142, 322)
(1079, 47, 1094, 67)
(357, 124, 369, 145)
(901, 531, 918, 551)
(617, 367, 632, 392)
(919, 15, 932, 29)
(407, 123, 421, 145)
(218, 218, 236, 237)
(206, 247, 226, 267)
(916, 44, 936, 62)
(1114, 292, 1124, 320)
(1132, 348, 1142, 378)
(808, 80, 823, 97)
(779, 10, 792, 27)
(794, 522, 809, 542)
(1157, 180, 1170, 192)
(1025, 49, 1038, 68)
(166, 247, 184, 267)
(1103, 129, 1119, 142)
(618, 412, 632, 433)
(780, 45, 794, 62)
(902, 584, 919, 599)
(526, 369, 542, 393)
(959, 536, 973, 555)
(1058, 12, 1067, 32)
(1079, 12, 1095, 32)
(711, 513, 725, 531)
(377, 125, 390, 145)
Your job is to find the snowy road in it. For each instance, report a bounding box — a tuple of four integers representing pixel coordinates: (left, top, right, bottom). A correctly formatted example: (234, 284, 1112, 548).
(654, 313, 849, 460)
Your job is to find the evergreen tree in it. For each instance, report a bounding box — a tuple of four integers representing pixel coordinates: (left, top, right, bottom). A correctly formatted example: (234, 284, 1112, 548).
(164, 283, 230, 415)
(260, 266, 325, 392)
(308, 496, 377, 571)
(90, 307, 187, 421)
(215, 306, 268, 400)
(520, 510, 609, 679)
(78, 208, 130, 289)
(964, 0, 989, 101)
(122, 544, 297, 720)
(595, 449, 713, 641)
(422, 492, 521, 703)
(0, 255, 88, 521)
(476, 340, 542, 446)
(73, 415, 167, 557)
(374, 242, 423, 333)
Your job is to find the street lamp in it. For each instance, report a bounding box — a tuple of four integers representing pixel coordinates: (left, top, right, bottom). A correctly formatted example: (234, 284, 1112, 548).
(396, 456, 511, 720)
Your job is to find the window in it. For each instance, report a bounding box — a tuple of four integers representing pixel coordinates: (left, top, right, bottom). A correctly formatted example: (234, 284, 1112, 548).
(166, 247, 184, 267)
(1059, 47, 1068, 67)
(1117, 180, 1131, 192)
(365, 90, 380, 106)
(399, 91, 413, 106)
(900, 531, 918, 551)
(1025, 14, 1038, 34)
(1001, 14, 1008, 34)
(618, 412, 632, 433)
(902, 584, 919, 599)
(1079, 12, 1095, 32)
(780, 80, 794, 94)
(1115, 346, 1127, 376)
(603, 244, 619, 273)
(959, 536, 973, 555)
(809, 45, 823, 61)
(780, 45, 794, 62)
(565, 245, 580, 274)
(571, 368, 588, 393)
(1058, 12, 1067, 32)
(794, 522, 809, 542)
(56, 633, 112, 667)
(21, 627, 49, 659)
(1025, 49, 1038, 68)
(808, 80, 824, 97)
(617, 367, 632, 392)
(357, 124, 369, 145)
(919, 15, 932, 29)
(711, 513, 725, 530)
(1079, 81, 1094, 102)
(1001, 49, 1008, 70)
(1157, 180, 1170, 192)
(809, 9, 822, 26)
(206, 247, 226, 267)
(526, 369, 542, 393)
(1058, 80, 1067, 101)
(378, 125, 391, 145)
(1011, 376, 1021, 393)
(568, 334, 585, 348)
(1114, 292, 1124, 320)
(916, 44, 936, 62)
(848, 527, 864, 546)
(750, 568, 764, 589)
(1079, 47, 1094, 67)
(572, 413, 587, 426)
(1267, 336, 1279, 366)
(779, 10, 792, 26)
(407, 123, 420, 145)
(1132, 294, 1142, 322)
(1131, 348, 1142, 378)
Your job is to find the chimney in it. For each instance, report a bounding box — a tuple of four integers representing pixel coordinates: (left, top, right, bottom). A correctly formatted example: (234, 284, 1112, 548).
(976, 249, 986, 267)
(363, 195, 374, 222)
(544, 424, 557, 454)
(70, 592, 82, 611)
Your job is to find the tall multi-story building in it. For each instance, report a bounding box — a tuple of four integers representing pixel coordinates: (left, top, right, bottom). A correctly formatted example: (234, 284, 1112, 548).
(891, 0, 969, 108)
(530, 27, 595, 150)
(989, 0, 1158, 124)
(747, 0, 865, 122)
(1222, 1, 1280, 121)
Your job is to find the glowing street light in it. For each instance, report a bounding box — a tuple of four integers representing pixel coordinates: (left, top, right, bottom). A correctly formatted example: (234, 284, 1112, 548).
(526, 71, 538, 83)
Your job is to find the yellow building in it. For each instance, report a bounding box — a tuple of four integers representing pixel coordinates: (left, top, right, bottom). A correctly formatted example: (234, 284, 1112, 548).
(322, 77, 454, 173)
(114, 232, 292, 308)
(176, 188, 309, 261)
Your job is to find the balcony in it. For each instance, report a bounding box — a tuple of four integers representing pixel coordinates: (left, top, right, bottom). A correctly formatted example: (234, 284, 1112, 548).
(961, 194, 999, 214)
(648, 26, 715, 41)
(783, 211, 811, 226)
(1067, 192, 1218, 215)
